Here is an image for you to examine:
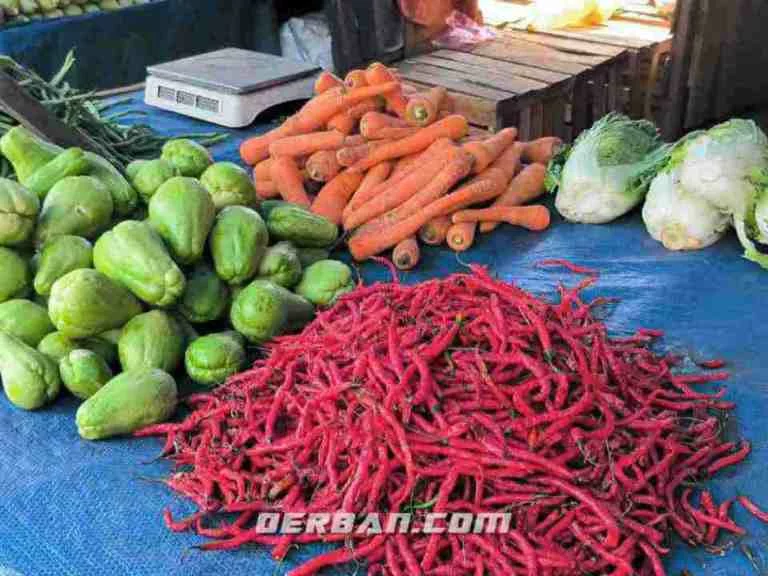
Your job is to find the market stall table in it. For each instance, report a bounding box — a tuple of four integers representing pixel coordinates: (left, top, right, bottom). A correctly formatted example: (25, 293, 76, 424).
(0, 92, 767, 576)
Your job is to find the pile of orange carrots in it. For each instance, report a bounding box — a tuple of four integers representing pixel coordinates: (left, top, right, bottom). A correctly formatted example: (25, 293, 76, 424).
(239, 62, 562, 268)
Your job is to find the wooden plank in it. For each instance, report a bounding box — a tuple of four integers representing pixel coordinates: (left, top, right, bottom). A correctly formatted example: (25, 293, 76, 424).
(501, 20, 672, 50)
(607, 65, 620, 113)
(499, 28, 626, 58)
(425, 50, 570, 85)
(396, 62, 516, 101)
(405, 79, 499, 129)
(663, 0, 698, 139)
(518, 106, 532, 141)
(469, 40, 594, 76)
(593, 71, 608, 120)
(488, 36, 610, 68)
(572, 78, 590, 137)
(530, 102, 544, 140)
(404, 54, 551, 95)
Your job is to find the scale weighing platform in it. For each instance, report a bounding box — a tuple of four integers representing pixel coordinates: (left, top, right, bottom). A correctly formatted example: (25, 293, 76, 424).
(145, 48, 321, 128)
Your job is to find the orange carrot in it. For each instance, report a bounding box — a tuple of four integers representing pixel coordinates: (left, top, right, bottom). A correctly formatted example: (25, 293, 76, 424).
(253, 158, 275, 182)
(356, 161, 393, 198)
(446, 222, 476, 252)
(337, 140, 393, 168)
(365, 63, 408, 118)
(479, 162, 546, 232)
(348, 152, 492, 260)
(349, 114, 469, 172)
(306, 150, 342, 183)
(419, 215, 452, 245)
(359, 111, 409, 139)
(343, 138, 455, 222)
(343, 134, 366, 147)
(389, 152, 422, 181)
(522, 136, 563, 164)
(310, 170, 364, 224)
(343, 144, 465, 230)
(240, 124, 291, 165)
(314, 71, 343, 94)
(327, 99, 380, 135)
(255, 179, 280, 199)
(463, 127, 518, 174)
(452, 205, 551, 231)
(344, 69, 368, 89)
(405, 86, 447, 127)
(392, 237, 420, 270)
(269, 130, 346, 159)
(270, 157, 311, 207)
(367, 126, 421, 140)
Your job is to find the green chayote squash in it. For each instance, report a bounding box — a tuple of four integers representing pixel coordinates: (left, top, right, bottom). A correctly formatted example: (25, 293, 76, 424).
(266, 204, 338, 247)
(125, 159, 148, 181)
(296, 247, 331, 268)
(84, 151, 138, 216)
(200, 162, 257, 210)
(59, 349, 112, 400)
(33, 235, 93, 296)
(36, 176, 114, 245)
(37, 331, 78, 361)
(0, 332, 61, 410)
(24, 148, 90, 199)
(0, 126, 60, 185)
(0, 178, 39, 246)
(160, 139, 212, 178)
(75, 368, 177, 440)
(230, 279, 314, 343)
(93, 220, 185, 307)
(210, 206, 268, 285)
(257, 241, 302, 288)
(118, 310, 184, 373)
(178, 264, 229, 324)
(131, 158, 178, 203)
(48, 269, 143, 338)
(0, 299, 55, 347)
(148, 177, 215, 265)
(295, 260, 355, 306)
(184, 331, 245, 386)
(37, 330, 118, 366)
(0, 247, 30, 303)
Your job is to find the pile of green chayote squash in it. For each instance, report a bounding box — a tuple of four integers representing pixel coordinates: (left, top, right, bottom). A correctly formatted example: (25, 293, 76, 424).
(0, 126, 355, 440)
(0, 0, 149, 28)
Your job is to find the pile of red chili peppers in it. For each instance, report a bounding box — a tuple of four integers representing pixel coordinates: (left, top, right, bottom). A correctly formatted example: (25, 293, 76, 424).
(137, 262, 765, 575)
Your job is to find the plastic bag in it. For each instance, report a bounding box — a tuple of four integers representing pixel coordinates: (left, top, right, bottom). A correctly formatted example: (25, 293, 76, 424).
(279, 12, 334, 72)
(432, 10, 496, 50)
(528, 0, 621, 30)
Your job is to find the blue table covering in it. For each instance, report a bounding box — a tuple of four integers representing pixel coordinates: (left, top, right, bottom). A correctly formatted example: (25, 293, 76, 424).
(1, 94, 767, 576)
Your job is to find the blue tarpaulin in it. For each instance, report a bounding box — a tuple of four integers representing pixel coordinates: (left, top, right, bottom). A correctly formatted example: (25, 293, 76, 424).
(0, 94, 767, 576)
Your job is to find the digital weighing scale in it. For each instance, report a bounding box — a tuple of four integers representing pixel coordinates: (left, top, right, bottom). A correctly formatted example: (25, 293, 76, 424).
(144, 48, 321, 128)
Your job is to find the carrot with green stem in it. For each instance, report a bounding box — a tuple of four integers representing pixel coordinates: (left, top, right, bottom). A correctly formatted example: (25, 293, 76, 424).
(365, 63, 408, 118)
(310, 170, 364, 224)
(306, 150, 341, 183)
(522, 136, 563, 164)
(453, 205, 551, 231)
(240, 82, 399, 164)
(479, 162, 547, 232)
(446, 222, 476, 252)
(463, 127, 518, 173)
(270, 156, 311, 207)
(405, 86, 447, 127)
(343, 138, 455, 223)
(344, 69, 368, 89)
(269, 130, 347, 158)
(314, 71, 343, 94)
(337, 140, 394, 168)
(392, 237, 420, 270)
(419, 215, 452, 245)
(343, 144, 466, 230)
(349, 114, 469, 172)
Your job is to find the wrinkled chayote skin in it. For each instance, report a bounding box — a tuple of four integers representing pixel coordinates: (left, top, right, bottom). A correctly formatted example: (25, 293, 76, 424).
(184, 331, 246, 387)
(160, 139, 213, 178)
(37, 330, 119, 366)
(131, 158, 178, 203)
(178, 264, 229, 324)
(0, 299, 55, 347)
(0, 247, 31, 303)
(75, 368, 177, 440)
(148, 177, 216, 265)
(295, 260, 355, 306)
(257, 241, 302, 288)
(34, 235, 93, 296)
(210, 206, 269, 285)
(118, 310, 184, 373)
(84, 151, 138, 217)
(0, 178, 40, 247)
(0, 126, 60, 185)
(0, 332, 61, 410)
(93, 220, 186, 307)
(230, 279, 314, 343)
(59, 349, 113, 400)
(125, 159, 148, 182)
(200, 162, 257, 210)
(24, 148, 90, 200)
(36, 175, 114, 245)
(48, 269, 143, 338)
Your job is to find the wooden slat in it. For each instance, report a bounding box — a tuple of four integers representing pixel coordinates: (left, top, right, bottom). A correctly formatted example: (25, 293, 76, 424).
(664, 0, 698, 139)
(518, 106, 532, 141)
(396, 62, 515, 101)
(572, 78, 590, 136)
(469, 40, 594, 76)
(530, 102, 544, 140)
(425, 50, 570, 85)
(404, 55, 550, 95)
(592, 71, 608, 120)
(499, 28, 626, 58)
(501, 21, 672, 50)
(684, 0, 726, 129)
(488, 36, 610, 68)
(607, 65, 620, 112)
